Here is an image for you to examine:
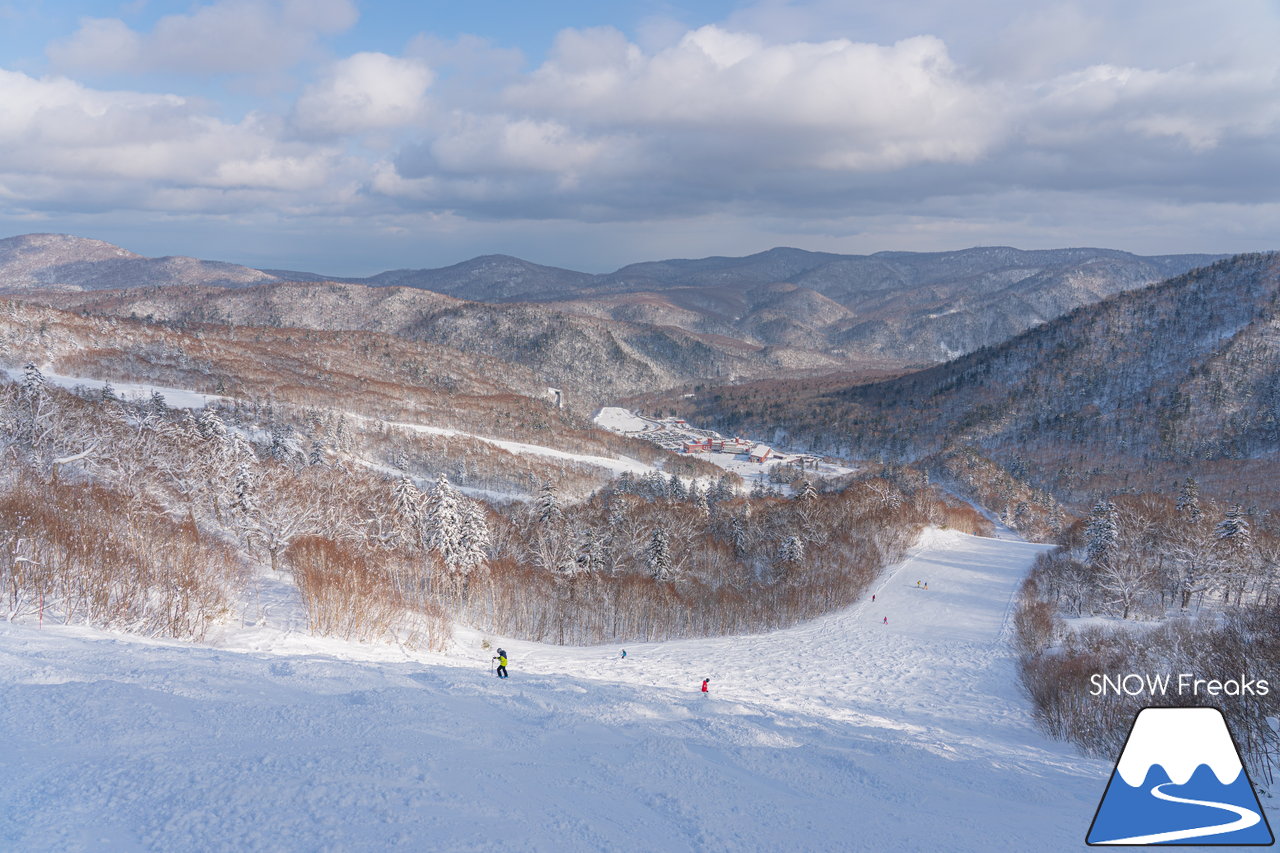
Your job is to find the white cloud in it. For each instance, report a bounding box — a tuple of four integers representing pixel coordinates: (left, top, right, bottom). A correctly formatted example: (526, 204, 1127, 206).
(293, 52, 433, 137)
(0, 69, 343, 203)
(505, 26, 1003, 171)
(48, 0, 358, 75)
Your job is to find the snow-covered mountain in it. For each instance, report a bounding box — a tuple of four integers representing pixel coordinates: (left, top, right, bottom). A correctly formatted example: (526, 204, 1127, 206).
(660, 251, 1280, 503)
(1, 233, 1223, 376)
(0, 233, 281, 291)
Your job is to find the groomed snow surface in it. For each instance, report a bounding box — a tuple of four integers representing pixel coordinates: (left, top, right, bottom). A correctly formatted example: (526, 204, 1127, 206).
(4, 531, 1136, 851)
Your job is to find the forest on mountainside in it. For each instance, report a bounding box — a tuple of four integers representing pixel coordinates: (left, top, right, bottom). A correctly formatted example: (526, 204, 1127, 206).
(1, 364, 986, 646)
(1013, 484, 1280, 781)
(644, 252, 1280, 508)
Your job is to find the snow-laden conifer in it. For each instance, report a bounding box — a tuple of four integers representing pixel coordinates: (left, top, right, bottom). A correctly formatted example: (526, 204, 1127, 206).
(458, 496, 491, 573)
(647, 527, 673, 581)
(426, 474, 467, 572)
(779, 535, 805, 568)
(1085, 499, 1118, 564)
(537, 481, 563, 526)
(1177, 476, 1202, 522)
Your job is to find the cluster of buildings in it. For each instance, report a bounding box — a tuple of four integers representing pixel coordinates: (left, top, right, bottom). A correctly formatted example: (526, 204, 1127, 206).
(680, 436, 771, 462)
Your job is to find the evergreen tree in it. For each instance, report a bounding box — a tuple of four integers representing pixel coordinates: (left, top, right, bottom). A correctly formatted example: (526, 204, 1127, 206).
(537, 481, 564, 526)
(1085, 499, 1118, 564)
(231, 462, 257, 516)
(267, 423, 292, 462)
(1048, 499, 1065, 535)
(779, 535, 805, 568)
(392, 476, 422, 526)
(795, 479, 818, 504)
(711, 474, 736, 503)
(668, 474, 687, 502)
(576, 527, 606, 574)
(647, 527, 673, 581)
(1216, 505, 1251, 551)
(1177, 477, 1202, 522)
(426, 474, 466, 572)
(731, 514, 748, 559)
(20, 362, 45, 398)
(196, 408, 227, 442)
(458, 497, 491, 573)
(147, 391, 168, 418)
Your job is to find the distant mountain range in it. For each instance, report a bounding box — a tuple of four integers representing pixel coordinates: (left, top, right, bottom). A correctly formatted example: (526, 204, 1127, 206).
(0, 232, 1227, 403)
(656, 252, 1280, 502)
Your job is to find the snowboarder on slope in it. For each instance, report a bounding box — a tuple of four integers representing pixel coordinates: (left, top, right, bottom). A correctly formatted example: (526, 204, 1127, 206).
(493, 649, 509, 678)
(701, 678, 710, 693)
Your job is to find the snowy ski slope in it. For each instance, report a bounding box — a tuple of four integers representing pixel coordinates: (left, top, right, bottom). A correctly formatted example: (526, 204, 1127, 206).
(2, 530, 1136, 851)
(0, 527, 1131, 845)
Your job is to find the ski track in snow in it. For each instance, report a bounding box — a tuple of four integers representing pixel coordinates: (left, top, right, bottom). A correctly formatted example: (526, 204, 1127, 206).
(4, 531, 1165, 851)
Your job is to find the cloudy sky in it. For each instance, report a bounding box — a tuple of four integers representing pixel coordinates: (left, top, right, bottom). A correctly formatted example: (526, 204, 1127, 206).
(1, 0, 1277, 273)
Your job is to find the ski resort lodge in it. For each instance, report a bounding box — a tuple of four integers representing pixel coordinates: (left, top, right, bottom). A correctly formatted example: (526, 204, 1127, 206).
(748, 444, 772, 463)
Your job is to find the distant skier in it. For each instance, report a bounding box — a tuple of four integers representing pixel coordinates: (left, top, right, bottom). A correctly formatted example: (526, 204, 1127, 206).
(915, 580, 921, 588)
(883, 616, 888, 625)
(701, 678, 710, 693)
(871, 594, 876, 603)
(493, 649, 509, 678)
(621, 649, 627, 660)
(923, 582, 929, 590)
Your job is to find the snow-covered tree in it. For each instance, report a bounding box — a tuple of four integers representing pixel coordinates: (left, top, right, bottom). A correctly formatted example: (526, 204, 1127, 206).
(647, 527, 673, 581)
(232, 462, 257, 516)
(267, 423, 295, 463)
(711, 474, 736, 503)
(392, 476, 422, 523)
(731, 515, 749, 559)
(537, 481, 563, 527)
(425, 474, 466, 572)
(575, 527, 606, 575)
(794, 480, 818, 504)
(693, 488, 711, 519)
(779, 534, 805, 569)
(668, 474, 687, 502)
(458, 497, 491, 573)
(196, 408, 227, 443)
(1177, 477, 1202, 523)
(147, 391, 168, 418)
(1048, 499, 1065, 535)
(20, 362, 44, 398)
(1216, 505, 1251, 551)
(1085, 499, 1118, 564)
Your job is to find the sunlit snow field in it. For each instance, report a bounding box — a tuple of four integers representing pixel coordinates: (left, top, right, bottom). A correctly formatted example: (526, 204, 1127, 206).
(2, 529, 1184, 852)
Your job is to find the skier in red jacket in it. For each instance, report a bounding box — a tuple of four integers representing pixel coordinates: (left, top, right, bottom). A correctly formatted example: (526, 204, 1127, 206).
(701, 678, 710, 693)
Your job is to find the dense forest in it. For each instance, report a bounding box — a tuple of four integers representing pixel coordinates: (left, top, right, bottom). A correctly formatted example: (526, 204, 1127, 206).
(0, 362, 984, 648)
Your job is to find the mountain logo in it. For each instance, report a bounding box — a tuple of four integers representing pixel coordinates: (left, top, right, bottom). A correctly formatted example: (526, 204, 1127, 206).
(1087, 707, 1274, 846)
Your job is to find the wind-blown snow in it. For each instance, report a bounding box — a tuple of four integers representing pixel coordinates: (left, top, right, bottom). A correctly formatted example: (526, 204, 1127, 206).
(0, 530, 1125, 850)
(1116, 707, 1243, 787)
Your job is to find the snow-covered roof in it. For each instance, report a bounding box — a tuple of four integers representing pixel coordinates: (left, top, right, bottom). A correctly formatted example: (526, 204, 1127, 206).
(749, 444, 771, 456)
